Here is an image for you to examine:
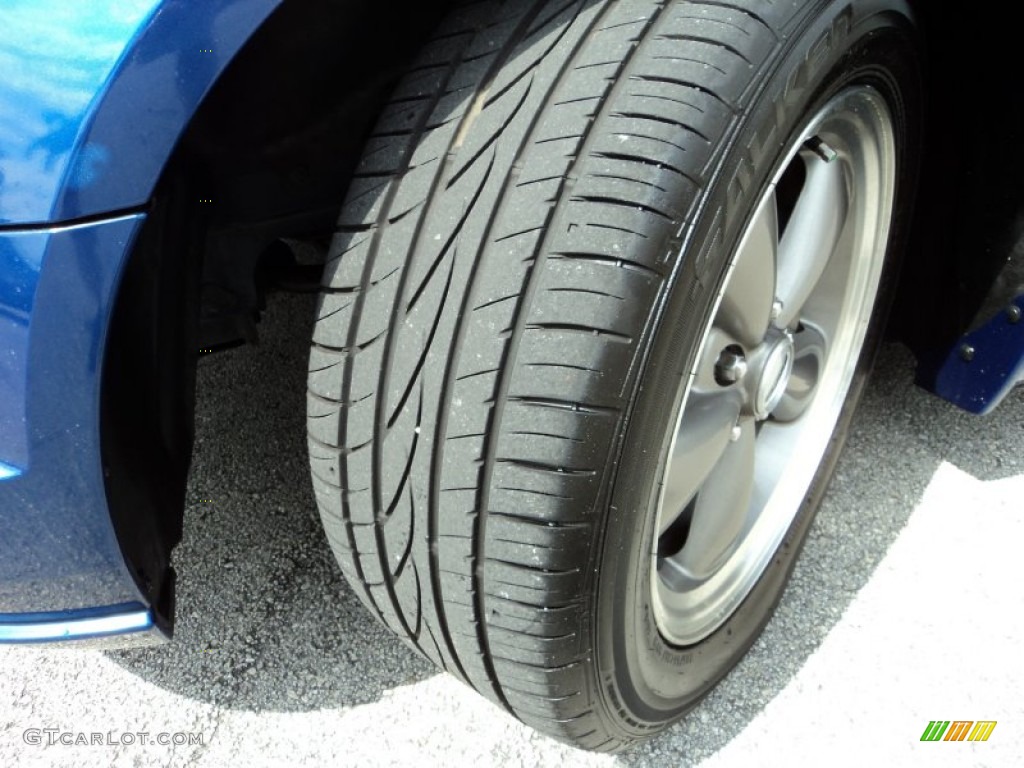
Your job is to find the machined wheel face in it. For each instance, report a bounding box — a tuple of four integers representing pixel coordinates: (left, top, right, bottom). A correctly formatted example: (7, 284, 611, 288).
(652, 88, 897, 646)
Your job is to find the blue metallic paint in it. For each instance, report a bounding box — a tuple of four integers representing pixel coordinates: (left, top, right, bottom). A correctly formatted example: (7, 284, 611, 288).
(932, 296, 1024, 415)
(0, 603, 155, 644)
(0, 214, 148, 614)
(1, 230, 49, 473)
(0, 0, 284, 629)
(0, 0, 282, 227)
(0, 1, 162, 224)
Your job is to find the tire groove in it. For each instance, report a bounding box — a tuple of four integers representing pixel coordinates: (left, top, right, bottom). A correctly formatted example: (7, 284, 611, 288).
(333, 17, 477, 642)
(470, 0, 668, 723)
(448, 74, 535, 189)
(507, 394, 620, 415)
(630, 72, 737, 110)
(432, 0, 613, 713)
(421, 0, 558, 692)
(656, 32, 753, 64)
(687, 0, 774, 32)
(550, 250, 664, 278)
(611, 109, 712, 141)
(524, 322, 633, 343)
(495, 457, 597, 476)
(386, 222, 466, 429)
(405, 157, 496, 316)
(591, 150, 701, 185)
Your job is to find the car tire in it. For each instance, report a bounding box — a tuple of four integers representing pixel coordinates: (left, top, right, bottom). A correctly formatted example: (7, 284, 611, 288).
(308, 0, 921, 751)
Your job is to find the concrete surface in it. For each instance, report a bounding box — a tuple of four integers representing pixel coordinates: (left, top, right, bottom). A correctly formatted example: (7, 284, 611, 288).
(2, 292, 1021, 768)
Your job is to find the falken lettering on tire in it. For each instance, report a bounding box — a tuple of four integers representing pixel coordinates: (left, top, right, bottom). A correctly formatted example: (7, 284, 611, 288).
(308, 0, 922, 752)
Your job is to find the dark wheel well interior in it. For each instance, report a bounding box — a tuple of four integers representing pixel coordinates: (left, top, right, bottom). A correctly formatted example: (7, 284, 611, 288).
(101, 0, 457, 629)
(894, 3, 1024, 370)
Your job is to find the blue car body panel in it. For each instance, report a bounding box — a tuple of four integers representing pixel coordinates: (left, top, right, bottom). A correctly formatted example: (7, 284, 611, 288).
(0, 602, 161, 647)
(0, 1, 161, 225)
(0, 214, 146, 616)
(0, 0, 281, 227)
(931, 296, 1024, 415)
(0, 0, 283, 635)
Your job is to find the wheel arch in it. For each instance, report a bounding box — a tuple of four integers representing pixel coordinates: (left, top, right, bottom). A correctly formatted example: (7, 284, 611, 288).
(49, 0, 283, 223)
(893, 2, 1024, 376)
(99, 0, 456, 630)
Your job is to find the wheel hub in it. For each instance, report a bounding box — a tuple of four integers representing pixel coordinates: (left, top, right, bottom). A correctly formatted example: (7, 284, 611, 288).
(650, 86, 897, 646)
(750, 332, 795, 420)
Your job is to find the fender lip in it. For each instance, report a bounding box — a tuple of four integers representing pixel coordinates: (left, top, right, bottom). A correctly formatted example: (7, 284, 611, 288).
(0, 0, 283, 227)
(0, 603, 168, 648)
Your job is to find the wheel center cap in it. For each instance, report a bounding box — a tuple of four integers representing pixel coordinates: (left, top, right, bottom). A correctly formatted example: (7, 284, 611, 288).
(753, 335, 795, 420)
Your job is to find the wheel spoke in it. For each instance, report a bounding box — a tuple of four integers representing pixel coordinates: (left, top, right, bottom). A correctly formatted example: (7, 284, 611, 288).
(772, 321, 828, 422)
(659, 390, 742, 536)
(717, 188, 778, 348)
(652, 88, 896, 648)
(775, 153, 848, 329)
(675, 417, 756, 579)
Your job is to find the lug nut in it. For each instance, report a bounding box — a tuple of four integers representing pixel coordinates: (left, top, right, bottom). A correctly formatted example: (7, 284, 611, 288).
(715, 347, 748, 385)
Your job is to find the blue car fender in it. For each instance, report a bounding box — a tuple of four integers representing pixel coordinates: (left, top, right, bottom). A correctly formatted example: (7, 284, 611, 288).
(0, 0, 284, 642)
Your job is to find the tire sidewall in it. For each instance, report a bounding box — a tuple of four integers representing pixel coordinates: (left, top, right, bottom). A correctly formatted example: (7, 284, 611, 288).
(591, 0, 923, 735)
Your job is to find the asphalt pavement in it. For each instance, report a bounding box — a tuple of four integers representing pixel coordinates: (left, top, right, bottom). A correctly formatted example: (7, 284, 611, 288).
(2, 291, 1021, 768)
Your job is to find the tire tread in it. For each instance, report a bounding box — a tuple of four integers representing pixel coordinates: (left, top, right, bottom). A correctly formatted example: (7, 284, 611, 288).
(310, 0, 797, 749)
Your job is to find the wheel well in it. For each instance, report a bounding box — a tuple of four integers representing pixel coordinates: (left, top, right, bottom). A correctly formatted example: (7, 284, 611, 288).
(893, 3, 1024, 369)
(101, 0, 456, 629)
(103, 0, 1023, 628)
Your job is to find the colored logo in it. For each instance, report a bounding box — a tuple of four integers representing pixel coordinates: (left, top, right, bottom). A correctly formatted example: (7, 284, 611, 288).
(921, 721, 997, 742)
